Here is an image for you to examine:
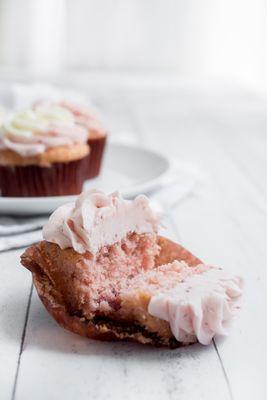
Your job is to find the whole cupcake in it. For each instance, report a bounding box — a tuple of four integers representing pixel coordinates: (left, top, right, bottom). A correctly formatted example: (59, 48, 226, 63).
(60, 101, 107, 179)
(0, 104, 90, 197)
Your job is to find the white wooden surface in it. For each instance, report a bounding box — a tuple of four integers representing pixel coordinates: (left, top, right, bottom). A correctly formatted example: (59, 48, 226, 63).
(0, 80, 266, 400)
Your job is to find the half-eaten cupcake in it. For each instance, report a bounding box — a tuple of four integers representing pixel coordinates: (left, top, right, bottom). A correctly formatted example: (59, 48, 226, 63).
(21, 190, 243, 347)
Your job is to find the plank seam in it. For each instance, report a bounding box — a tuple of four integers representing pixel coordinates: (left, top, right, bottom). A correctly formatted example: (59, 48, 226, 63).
(11, 283, 33, 400)
(169, 209, 234, 400)
(213, 340, 234, 400)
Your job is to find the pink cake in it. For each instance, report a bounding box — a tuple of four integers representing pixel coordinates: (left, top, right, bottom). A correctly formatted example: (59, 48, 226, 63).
(21, 190, 243, 347)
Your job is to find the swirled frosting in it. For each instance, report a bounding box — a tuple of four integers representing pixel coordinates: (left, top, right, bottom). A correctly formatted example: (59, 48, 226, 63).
(0, 104, 88, 156)
(149, 265, 243, 345)
(43, 190, 158, 255)
(60, 100, 107, 135)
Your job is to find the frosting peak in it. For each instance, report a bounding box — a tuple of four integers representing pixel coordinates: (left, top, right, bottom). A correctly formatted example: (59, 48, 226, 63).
(43, 190, 158, 255)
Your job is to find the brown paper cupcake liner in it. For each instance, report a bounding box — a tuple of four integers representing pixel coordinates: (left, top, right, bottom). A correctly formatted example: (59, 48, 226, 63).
(0, 157, 88, 197)
(86, 136, 107, 179)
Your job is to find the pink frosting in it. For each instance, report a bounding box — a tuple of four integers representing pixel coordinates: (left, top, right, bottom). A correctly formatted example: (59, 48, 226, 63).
(43, 189, 158, 255)
(0, 124, 88, 157)
(148, 264, 243, 345)
(60, 100, 107, 135)
(0, 108, 88, 157)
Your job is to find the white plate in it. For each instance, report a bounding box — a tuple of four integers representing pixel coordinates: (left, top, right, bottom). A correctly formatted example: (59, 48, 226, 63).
(0, 143, 171, 215)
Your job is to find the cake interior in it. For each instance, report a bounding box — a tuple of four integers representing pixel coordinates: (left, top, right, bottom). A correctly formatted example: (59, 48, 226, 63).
(34, 233, 158, 314)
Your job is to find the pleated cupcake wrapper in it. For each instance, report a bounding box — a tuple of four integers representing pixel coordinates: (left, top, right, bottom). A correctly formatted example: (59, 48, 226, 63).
(0, 157, 88, 197)
(86, 136, 107, 179)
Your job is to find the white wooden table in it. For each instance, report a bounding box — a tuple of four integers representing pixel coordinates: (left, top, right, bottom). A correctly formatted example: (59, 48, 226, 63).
(0, 79, 266, 400)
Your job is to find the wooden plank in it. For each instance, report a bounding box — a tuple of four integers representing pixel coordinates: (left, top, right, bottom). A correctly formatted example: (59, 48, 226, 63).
(0, 249, 32, 400)
(172, 186, 266, 400)
(130, 88, 267, 400)
(134, 95, 267, 400)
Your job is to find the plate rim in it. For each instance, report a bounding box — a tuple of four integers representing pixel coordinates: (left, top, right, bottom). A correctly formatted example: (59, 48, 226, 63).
(0, 142, 172, 213)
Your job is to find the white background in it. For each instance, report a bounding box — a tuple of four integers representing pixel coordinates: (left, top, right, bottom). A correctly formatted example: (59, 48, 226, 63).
(0, 0, 267, 88)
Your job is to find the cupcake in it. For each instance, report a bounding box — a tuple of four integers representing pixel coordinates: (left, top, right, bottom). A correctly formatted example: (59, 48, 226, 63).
(60, 101, 107, 179)
(21, 190, 243, 347)
(0, 105, 89, 197)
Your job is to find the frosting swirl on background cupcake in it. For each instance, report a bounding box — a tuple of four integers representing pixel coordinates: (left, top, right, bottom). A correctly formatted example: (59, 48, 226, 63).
(33, 100, 106, 138)
(0, 104, 88, 157)
(59, 100, 107, 136)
